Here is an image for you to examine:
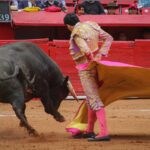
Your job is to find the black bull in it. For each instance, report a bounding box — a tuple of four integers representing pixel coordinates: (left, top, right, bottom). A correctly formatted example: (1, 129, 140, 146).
(0, 41, 78, 136)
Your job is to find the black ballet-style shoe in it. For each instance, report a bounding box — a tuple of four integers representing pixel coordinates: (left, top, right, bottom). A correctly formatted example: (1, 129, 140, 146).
(72, 132, 95, 139)
(88, 135, 110, 141)
(72, 132, 83, 138)
(82, 132, 95, 138)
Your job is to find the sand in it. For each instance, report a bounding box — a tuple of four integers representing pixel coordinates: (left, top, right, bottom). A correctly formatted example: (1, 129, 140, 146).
(0, 99, 150, 150)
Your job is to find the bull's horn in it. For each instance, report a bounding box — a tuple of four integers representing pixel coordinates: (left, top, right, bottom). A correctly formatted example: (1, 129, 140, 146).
(67, 80, 79, 102)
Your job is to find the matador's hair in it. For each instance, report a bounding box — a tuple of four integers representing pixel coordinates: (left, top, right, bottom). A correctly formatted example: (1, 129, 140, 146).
(63, 12, 80, 26)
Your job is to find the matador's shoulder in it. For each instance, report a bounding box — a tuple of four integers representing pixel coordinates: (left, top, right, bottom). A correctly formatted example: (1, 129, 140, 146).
(85, 21, 101, 31)
(71, 21, 101, 40)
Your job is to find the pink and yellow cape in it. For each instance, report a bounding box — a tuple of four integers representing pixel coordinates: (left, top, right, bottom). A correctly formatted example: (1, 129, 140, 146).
(66, 60, 150, 135)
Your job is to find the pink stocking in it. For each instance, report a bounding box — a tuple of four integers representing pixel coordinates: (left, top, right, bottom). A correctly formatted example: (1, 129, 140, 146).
(96, 107, 109, 137)
(85, 108, 96, 133)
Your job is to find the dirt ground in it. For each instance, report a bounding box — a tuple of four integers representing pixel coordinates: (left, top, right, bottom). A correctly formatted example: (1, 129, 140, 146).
(0, 99, 150, 150)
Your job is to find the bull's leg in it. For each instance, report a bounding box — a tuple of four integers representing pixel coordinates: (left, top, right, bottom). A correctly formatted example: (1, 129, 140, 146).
(18, 105, 28, 128)
(19, 104, 26, 127)
(8, 79, 38, 136)
(11, 94, 38, 136)
(40, 80, 65, 122)
(12, 97, 38, 136)
(41, 97, 65, 122)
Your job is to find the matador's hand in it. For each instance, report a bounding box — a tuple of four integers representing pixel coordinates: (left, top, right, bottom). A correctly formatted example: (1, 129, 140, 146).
(94, 53, 102, 61)
(85, 53, 94, 61)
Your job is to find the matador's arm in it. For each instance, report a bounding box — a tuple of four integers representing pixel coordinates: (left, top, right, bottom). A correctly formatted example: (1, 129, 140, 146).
(74, 35, 93, 60)
(99, 28, 113, 56)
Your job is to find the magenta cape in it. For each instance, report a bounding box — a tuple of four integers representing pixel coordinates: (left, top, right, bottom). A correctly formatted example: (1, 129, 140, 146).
(66, 60, 150, 134)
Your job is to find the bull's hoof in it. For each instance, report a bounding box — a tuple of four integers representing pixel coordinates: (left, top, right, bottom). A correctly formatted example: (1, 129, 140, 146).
(20, 122, 25, 127)
(29, 129, 39, 137)
(54, 115, 65, 122)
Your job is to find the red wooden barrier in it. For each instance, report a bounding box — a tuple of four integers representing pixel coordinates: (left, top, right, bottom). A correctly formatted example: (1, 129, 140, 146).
(50, 40, 150, 95)
(102, 41, 135, 65)
(134, 40, 150, 68)
(0, 24, 15, 40)
(0, 38, 50, 55)
(0, 39, 150, 95)
(50, 40, 135, 95)
(49, 40, 84, 95)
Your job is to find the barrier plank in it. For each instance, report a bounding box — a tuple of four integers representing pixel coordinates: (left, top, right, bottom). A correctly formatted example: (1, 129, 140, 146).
(0, 38, 50, 55)
(51, 40, 136, 95)
(134, 40, 150, 68)
(102, 41, 135, 65)
(0, 39, 149, 95)
(0, 24, 14, 40)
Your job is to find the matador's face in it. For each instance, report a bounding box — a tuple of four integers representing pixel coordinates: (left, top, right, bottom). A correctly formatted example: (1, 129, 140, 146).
(66, 24, 74, 32)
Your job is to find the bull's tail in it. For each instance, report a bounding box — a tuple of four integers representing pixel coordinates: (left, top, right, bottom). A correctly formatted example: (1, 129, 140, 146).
(0, 65, 19, 81)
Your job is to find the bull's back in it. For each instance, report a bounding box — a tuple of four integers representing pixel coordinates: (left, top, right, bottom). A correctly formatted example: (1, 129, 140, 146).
(0, 42, 58, 69)
(0, 41, 49, 61)
(0, 42, 64, 80)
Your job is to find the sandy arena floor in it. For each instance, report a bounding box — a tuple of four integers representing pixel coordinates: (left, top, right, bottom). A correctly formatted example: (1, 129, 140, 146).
(0, 99, 150, 150)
